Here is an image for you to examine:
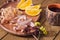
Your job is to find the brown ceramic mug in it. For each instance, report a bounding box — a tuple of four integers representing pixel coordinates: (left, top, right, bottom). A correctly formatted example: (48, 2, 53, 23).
(46, 3, 60, 26)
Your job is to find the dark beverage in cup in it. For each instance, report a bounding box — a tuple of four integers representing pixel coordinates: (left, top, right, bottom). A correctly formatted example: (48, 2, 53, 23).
(46, 4, 60, 26)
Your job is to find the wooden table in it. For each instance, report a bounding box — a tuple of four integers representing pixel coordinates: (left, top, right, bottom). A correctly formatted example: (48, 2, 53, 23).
(0, 0, 60, 40)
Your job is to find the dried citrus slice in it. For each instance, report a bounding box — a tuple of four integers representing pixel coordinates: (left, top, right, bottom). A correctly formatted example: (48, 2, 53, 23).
(17, 0, 32, 10)
(17, 0, 25, 8)
(25, 8, 42, 16)
(25, 4, 42, 16)
(29, 4, 41, 9)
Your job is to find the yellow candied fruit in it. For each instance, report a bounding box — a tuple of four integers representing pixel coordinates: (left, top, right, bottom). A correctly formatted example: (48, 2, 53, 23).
(17, 0, 32, 10)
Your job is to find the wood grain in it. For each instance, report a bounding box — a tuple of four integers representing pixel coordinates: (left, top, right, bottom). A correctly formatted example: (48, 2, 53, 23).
(0, 0, 60, 40)
(2, 34, 28, 40)
(0, 27, 7, 39)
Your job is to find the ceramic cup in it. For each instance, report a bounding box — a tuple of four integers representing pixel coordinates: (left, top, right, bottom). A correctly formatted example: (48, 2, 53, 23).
(46, 3, 60, 26)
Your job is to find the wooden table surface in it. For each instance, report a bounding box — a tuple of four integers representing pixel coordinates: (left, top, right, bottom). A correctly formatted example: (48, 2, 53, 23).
(0, 0, 60, 40)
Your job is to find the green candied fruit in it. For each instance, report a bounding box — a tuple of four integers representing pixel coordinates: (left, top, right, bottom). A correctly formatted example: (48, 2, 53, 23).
(40, 26, 47, 35)
(35, 22, 41, 26)
(43, 30, 47, 35)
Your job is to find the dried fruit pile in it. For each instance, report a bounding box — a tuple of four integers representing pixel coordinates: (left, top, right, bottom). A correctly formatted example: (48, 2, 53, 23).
(17, 0, 42, 16)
